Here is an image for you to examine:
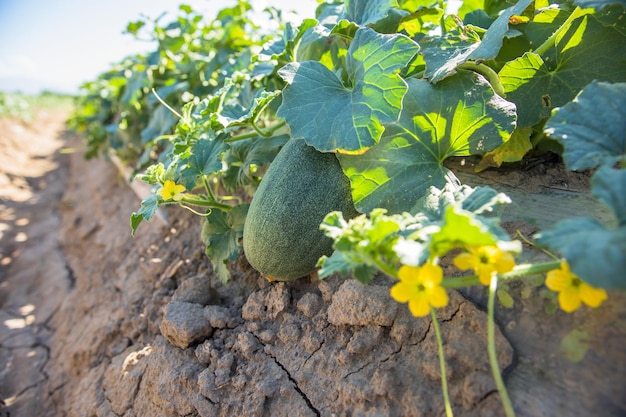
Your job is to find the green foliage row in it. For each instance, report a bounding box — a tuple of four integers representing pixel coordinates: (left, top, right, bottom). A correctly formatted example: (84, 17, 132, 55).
(69, 0, 626, 288)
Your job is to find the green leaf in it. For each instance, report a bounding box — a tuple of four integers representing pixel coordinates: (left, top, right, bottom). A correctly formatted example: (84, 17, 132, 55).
(496, 287, 515, 308)
(476, 127, 534, 170)
(341, 0, 401, 26)
(222, 134, 289, 191)
(130, 194, 160, 236)
(179, 138, 228, 189)
(592, 166, 626, 226)
(429, 205, 499, 256)
(560, 329, 591, 363)
(339, 72, 516, 213)
(201, 204, 249, 284)
(277, 27, 419, 153)
(501, 15, 626, 128)
(422, 0, 533, 83)
(259, 19, 319, 64)
(317, 250, 354, 279)
(318, 209, 414, 282)
(544, 81, 626, 171)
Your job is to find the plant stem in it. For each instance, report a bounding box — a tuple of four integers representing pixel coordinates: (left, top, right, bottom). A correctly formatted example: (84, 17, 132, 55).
(201, 175, 217, 202)
(225, 120, 286, 143)
(458, 62, 506, 97)
(151, 88, 183, 120)
(179, 195, 231, 211)
(431, 308, 454, 417)
(442, 260, 562, 289)
(533, 7, 589, 56)
(487, 275, 516, 417)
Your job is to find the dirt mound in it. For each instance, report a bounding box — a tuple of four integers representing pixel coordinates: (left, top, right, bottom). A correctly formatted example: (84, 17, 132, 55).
(1, 111, 624, 416)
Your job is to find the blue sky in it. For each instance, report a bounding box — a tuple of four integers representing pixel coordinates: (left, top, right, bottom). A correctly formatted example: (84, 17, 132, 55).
(0, 0, 317, 94)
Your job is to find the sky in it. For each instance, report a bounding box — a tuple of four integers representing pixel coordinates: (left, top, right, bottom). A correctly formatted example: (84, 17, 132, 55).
(0, 0, 318, 94)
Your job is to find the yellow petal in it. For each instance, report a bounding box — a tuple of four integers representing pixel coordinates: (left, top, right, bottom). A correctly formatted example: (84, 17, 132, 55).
(428, 286, 449, 308)
(545, 268, 572, 292)
(398, 265, 421, 284)
(558, 288, 582, 313)
(408, 293, 431, 317)
(421, 264, 443, 285)
(580, 283, 607, 308)
(390, 282, 417, 303)
(495, 251, 515, 274)
(454, 252, 476, 271)
(477, 264, 495, 286)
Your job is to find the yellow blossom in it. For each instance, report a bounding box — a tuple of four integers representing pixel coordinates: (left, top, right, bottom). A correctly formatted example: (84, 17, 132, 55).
(453, 245, 515, 285)
(158, 180, 186, 202)
(545, 261, 607, 313)
(390, 264, 449, 317)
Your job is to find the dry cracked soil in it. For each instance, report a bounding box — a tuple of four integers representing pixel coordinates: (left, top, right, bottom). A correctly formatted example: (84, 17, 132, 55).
(0, 108, 625, 417)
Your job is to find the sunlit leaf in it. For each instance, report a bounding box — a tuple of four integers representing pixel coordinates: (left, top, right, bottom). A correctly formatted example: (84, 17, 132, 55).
(501, 15, 626, 128)
(422, 0, 533, 83)
(339, 72, 516, 213)
(476, 127, 533, 170)
(277, 27, 419, 153)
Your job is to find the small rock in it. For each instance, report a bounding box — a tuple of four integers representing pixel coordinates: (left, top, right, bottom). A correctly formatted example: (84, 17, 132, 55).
(204, 305, 234, 329)
(278, 323, 301, 345)
(327, 280, 397, 327)
(242, 290, 267, 321)
(195, 340, 214, 365)
(296, 292, 323, 318)
(347, 326, 383, 355)
(266, 283, 290, 319)
(160, 301, 213, 349)
(258, 329, 276, 344)
(172, 276, 218, 306)
(236, 332, 260, 359)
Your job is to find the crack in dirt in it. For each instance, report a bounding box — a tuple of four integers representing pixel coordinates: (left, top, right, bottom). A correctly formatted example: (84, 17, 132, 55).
(267, 353, 321, 417)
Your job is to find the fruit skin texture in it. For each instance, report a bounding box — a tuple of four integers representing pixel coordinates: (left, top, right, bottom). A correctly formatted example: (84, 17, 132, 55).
(243, 138, 359, 281)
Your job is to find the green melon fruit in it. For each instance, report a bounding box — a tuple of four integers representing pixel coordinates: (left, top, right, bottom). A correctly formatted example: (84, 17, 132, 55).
(243, 138, 358, 281)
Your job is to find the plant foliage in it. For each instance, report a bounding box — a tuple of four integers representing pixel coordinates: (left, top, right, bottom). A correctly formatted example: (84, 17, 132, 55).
(70, 0, 626, 289)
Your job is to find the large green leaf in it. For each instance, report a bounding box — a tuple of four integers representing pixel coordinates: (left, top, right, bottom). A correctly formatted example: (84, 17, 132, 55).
(422, 0, 533, 83)
(500, 15, 626, 128)
(277, 27, 419, 153)
(201, 204, 249, 283)
(544, 81, 626, 171)
(339, 72, 517, 213)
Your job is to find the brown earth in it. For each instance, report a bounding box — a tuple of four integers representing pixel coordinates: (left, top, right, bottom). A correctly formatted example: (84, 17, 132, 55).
(0, 109, 624, 417)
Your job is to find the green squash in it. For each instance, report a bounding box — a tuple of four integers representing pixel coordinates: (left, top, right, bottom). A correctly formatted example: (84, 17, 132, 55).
(243, 138, 358, 281)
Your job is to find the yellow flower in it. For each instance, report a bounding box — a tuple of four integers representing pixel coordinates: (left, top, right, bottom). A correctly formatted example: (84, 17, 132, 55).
(454, 245, 515, 285)
(158, 180, 186, 202)
(545, 261, 607, 313)
(390, 264, 449, 317)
